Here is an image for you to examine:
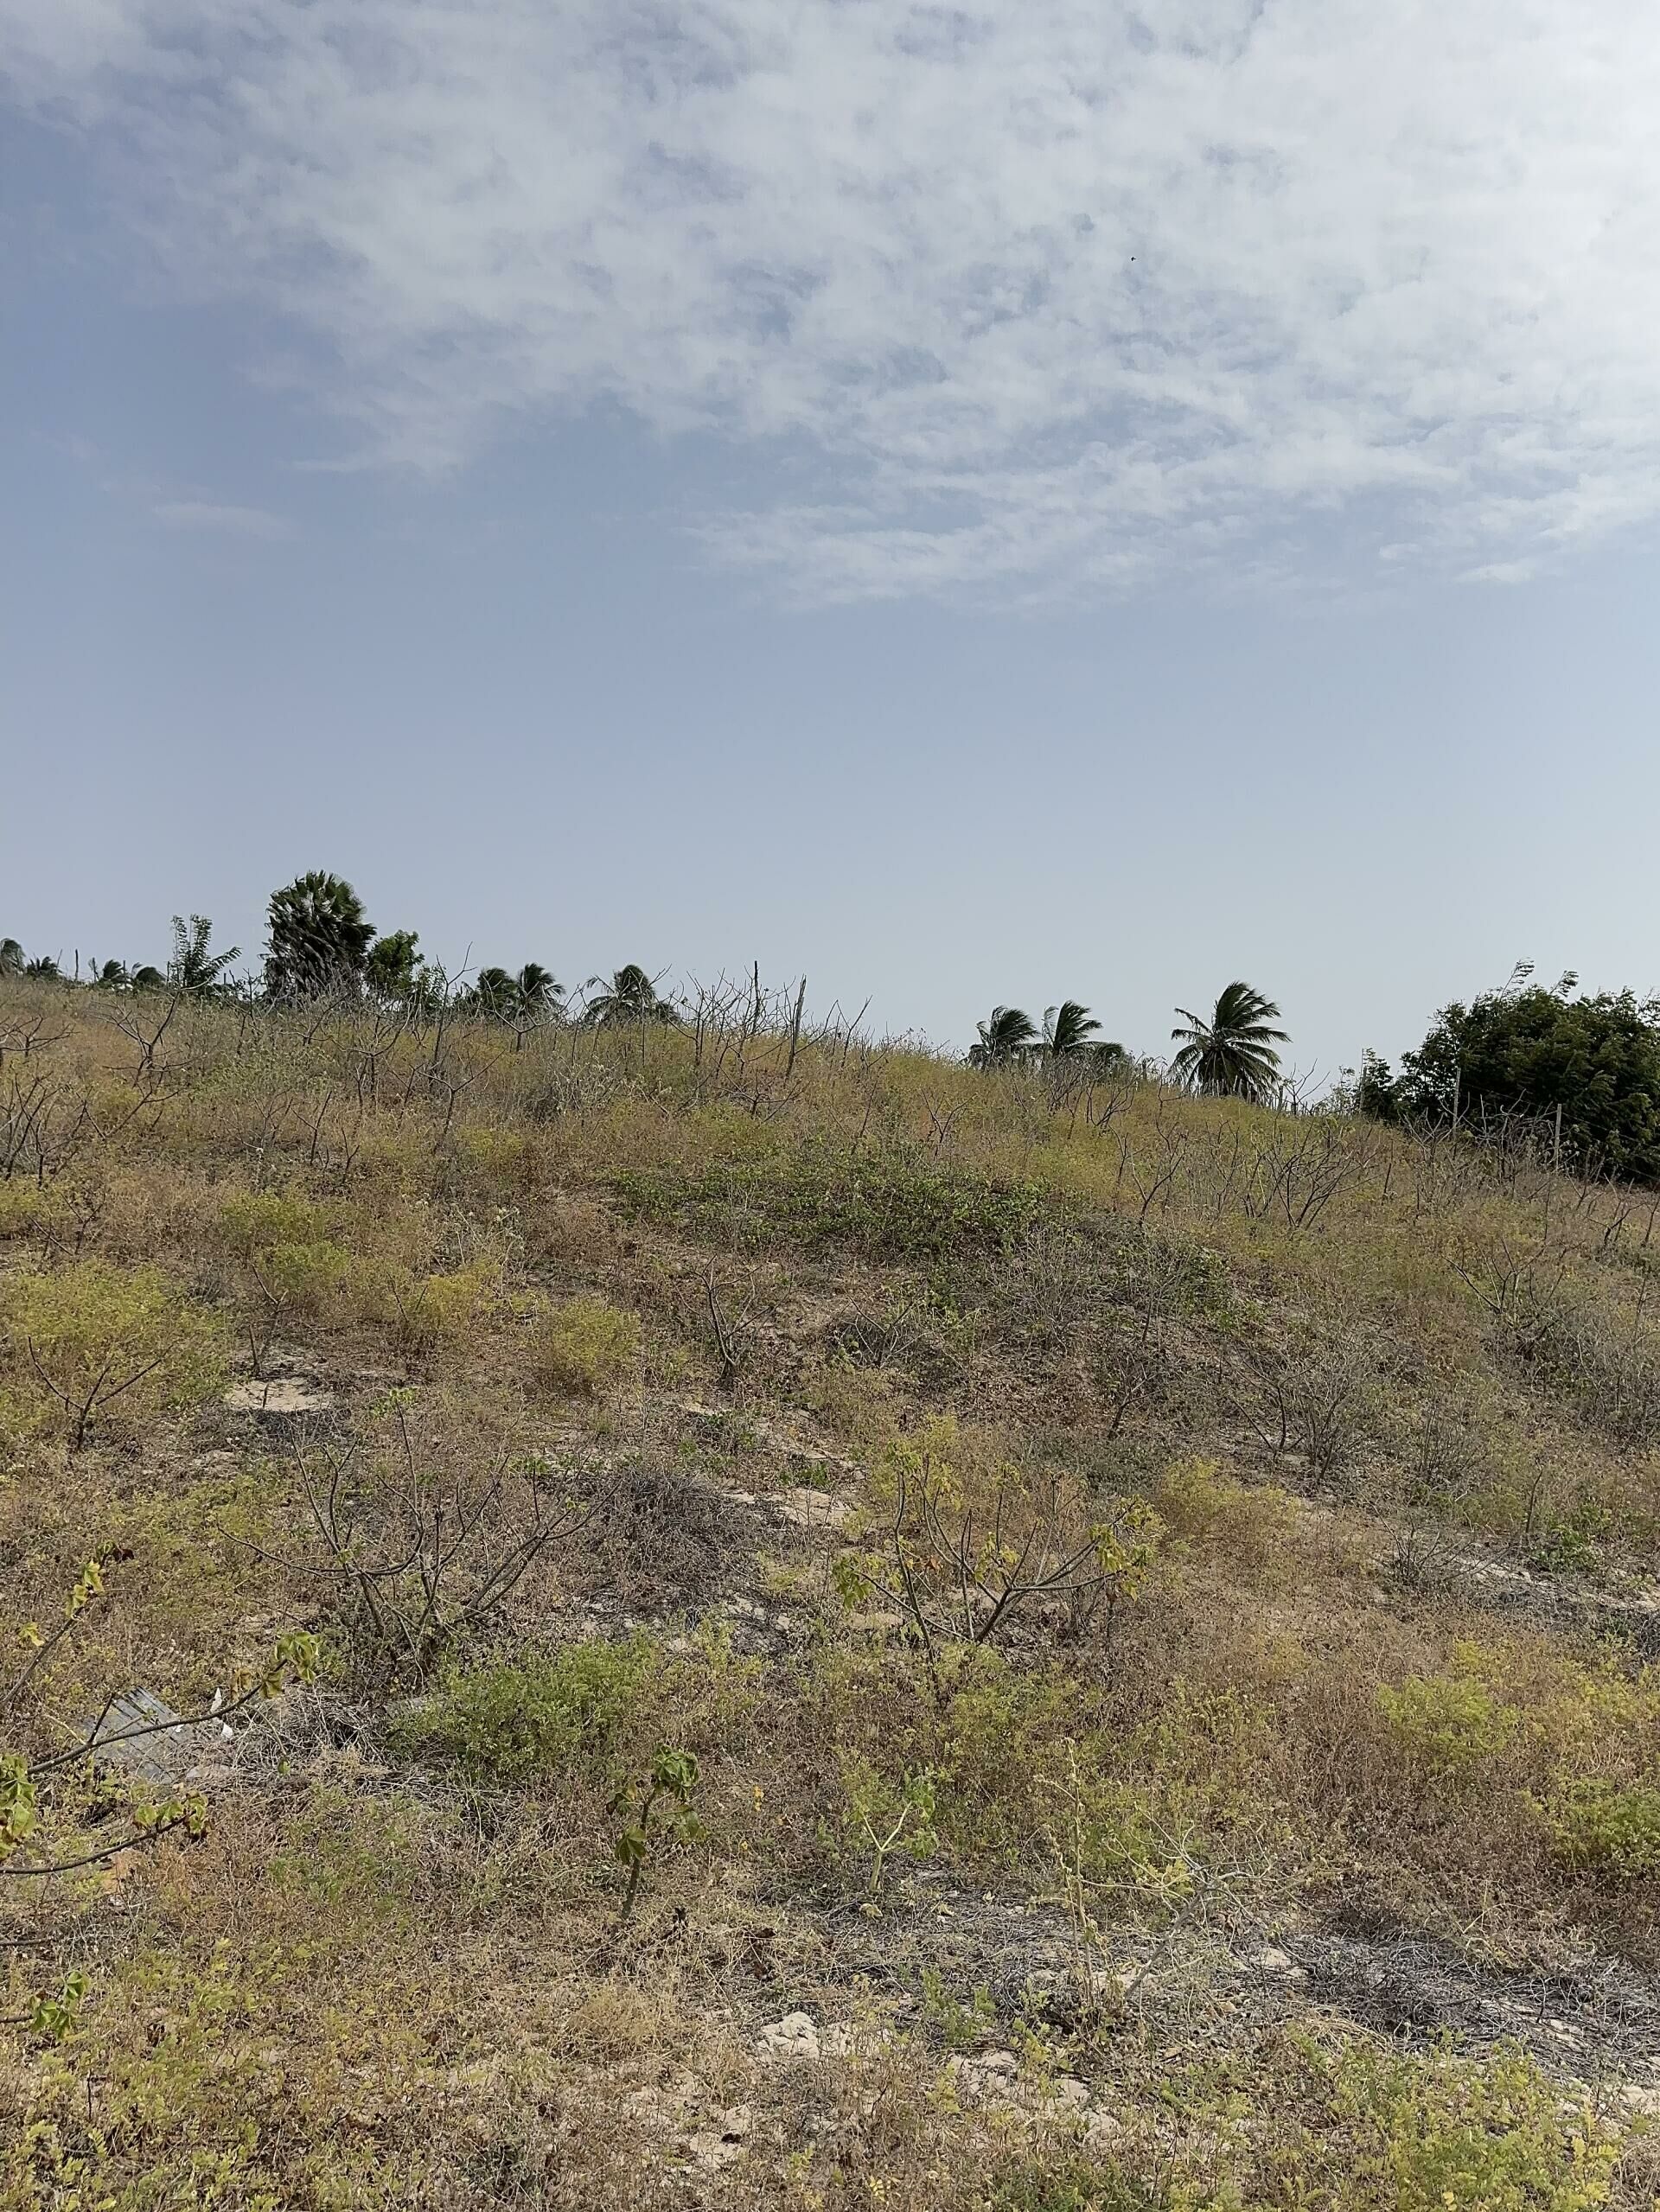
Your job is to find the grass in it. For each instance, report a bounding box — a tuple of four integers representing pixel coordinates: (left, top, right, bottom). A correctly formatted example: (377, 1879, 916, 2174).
(2, 977, 1659, 2207)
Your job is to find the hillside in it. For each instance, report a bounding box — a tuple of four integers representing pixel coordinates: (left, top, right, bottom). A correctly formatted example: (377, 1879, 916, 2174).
(3, 978, 1659, 2209)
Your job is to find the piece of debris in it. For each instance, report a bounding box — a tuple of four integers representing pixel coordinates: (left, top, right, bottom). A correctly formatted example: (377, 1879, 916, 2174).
(80, 1687, 233, 1786)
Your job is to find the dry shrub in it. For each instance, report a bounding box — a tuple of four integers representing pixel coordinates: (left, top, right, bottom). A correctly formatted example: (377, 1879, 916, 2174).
(1152, 1457, 1300, 1584)
(530, 1293, 640, 1399)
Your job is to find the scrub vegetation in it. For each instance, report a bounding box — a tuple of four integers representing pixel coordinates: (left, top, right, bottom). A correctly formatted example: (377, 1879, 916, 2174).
(3, 923, 1659, 2209)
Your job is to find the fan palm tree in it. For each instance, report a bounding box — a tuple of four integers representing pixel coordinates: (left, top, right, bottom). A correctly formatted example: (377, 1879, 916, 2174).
(968, 1005, 1038, 1068)
(1041, 1000, 1103, 1058)
(582, 964, 679, 1026)
(0, 938, 25, 979)
(265, 871, 375, 1002)
(168, 915, 240, 998)
(1170, 982, 1289, 1103)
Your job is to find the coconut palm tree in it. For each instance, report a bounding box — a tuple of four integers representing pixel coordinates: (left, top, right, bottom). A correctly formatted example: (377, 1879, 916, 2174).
(1041, 1000, 1103, 1058)
(265, 871, 375, 1002)
(92, 959, 131, 991)
(131, 965, 166, 992)
(582, 964, 679, 1026)
(0, 939, 25, 979)
(23, 956, 60, 980)
(968, 1005, 1038, 1068)
(168, 915, 240, 999)
(1170, 982, 1289, 1103)
(514, 964, 562, 1017)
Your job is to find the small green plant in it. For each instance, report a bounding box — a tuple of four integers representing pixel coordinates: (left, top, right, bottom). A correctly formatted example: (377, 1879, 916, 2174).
(836, 1754, 938, 1908)
(918, 1965, 996, 2050)
(531, 1294, 640, 1399)
(1544, 1779, 1660, 1880)
(0, 1260, 227, 1448)
(610, 1746, 703, 1922)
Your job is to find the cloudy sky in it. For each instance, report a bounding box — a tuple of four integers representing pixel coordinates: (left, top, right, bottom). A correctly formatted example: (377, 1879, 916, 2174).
(4, 0, 1657, 1072)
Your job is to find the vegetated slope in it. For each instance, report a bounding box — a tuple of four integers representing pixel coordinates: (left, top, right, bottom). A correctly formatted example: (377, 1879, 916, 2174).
(2, 980, 1658, 2210)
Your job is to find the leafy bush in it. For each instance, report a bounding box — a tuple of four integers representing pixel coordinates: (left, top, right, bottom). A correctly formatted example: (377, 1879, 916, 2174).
(1544, 1780, 1660, 1880)
(615, 1139, 1044, 1259)
(1376, 1659, 1521, 1789)
(1333, 2039, 1618, 2209)
(0, 1259, 227, 1446)
(530, 1294, 640, 1398)
(218, 1190, 329, 1254)
(405, 1637, 661, 1782)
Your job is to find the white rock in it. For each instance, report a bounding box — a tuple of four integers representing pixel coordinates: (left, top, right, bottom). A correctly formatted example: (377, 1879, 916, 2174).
(757, 2012, 820, 2061)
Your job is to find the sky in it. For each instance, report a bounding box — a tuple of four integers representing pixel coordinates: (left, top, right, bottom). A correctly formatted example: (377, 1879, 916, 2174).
(3, 0, 1658, 1083)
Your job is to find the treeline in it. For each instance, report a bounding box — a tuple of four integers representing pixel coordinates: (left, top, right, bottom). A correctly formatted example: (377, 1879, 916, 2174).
(5, 877, 1659, 1180)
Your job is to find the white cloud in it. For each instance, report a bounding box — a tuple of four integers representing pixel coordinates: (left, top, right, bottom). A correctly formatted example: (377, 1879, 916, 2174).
(7, 0, 1660, 600)
(150, 500, 295, 539)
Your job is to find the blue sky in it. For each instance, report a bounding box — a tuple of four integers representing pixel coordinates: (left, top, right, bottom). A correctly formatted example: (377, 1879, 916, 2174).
(4, 2, 1658, 1080)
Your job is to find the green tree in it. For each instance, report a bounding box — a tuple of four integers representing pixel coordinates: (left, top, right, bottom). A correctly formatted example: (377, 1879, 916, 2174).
(0, 939, 24, 979)
(23, 956, 60, 980)
(131, 965, 166, 992)
(1382, 978, 1660, 1182)
(968, 1006, 1038, 1068)
(582, 965, 679, 1027)
(365, 928, 425, 1004)
(469, 966, 520, 1019)
(91, 959, 130, 991)
(1041, 1000, 1103, 1058)
(514, 964, 562, 1017)
(265, 872, 375, 1002)
(167, 915, 240, 999)
(1170, 982, 1288, 1102)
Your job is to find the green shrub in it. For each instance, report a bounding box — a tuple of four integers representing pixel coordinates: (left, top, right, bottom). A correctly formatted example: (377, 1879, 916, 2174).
(531, 1294, 639, 1398)
(405, 1637, 661, 1783)
(1376, 1659, 1520, 1788)
(0, 1259, 227, 1446)
(1333, 2039, 1618, 2209)
(1544, 1780, 1660, 1880)
(253, 1239, 352, 1312)
(219, 1189, 329, 1254)
(615, 1139, 1044, 1259)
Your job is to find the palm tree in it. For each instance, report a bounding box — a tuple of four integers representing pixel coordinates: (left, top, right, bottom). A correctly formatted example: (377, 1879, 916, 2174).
(23, 956, 60, 980)
(1041, 1000, 1103, 1058)
(1170, 982, 1289, 1103)
(582, 964, 679, 1026)
(92, 959, 131, 991)
(265, 871, 375, 1002)
(0, 938, 24, 979)
(514, 964, 562, 1017)
(469, 966, 519, 1019)
(168, 915, 240, 998)
(131, 965, 166, 992)
(968, 1005, 1038, 1068)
